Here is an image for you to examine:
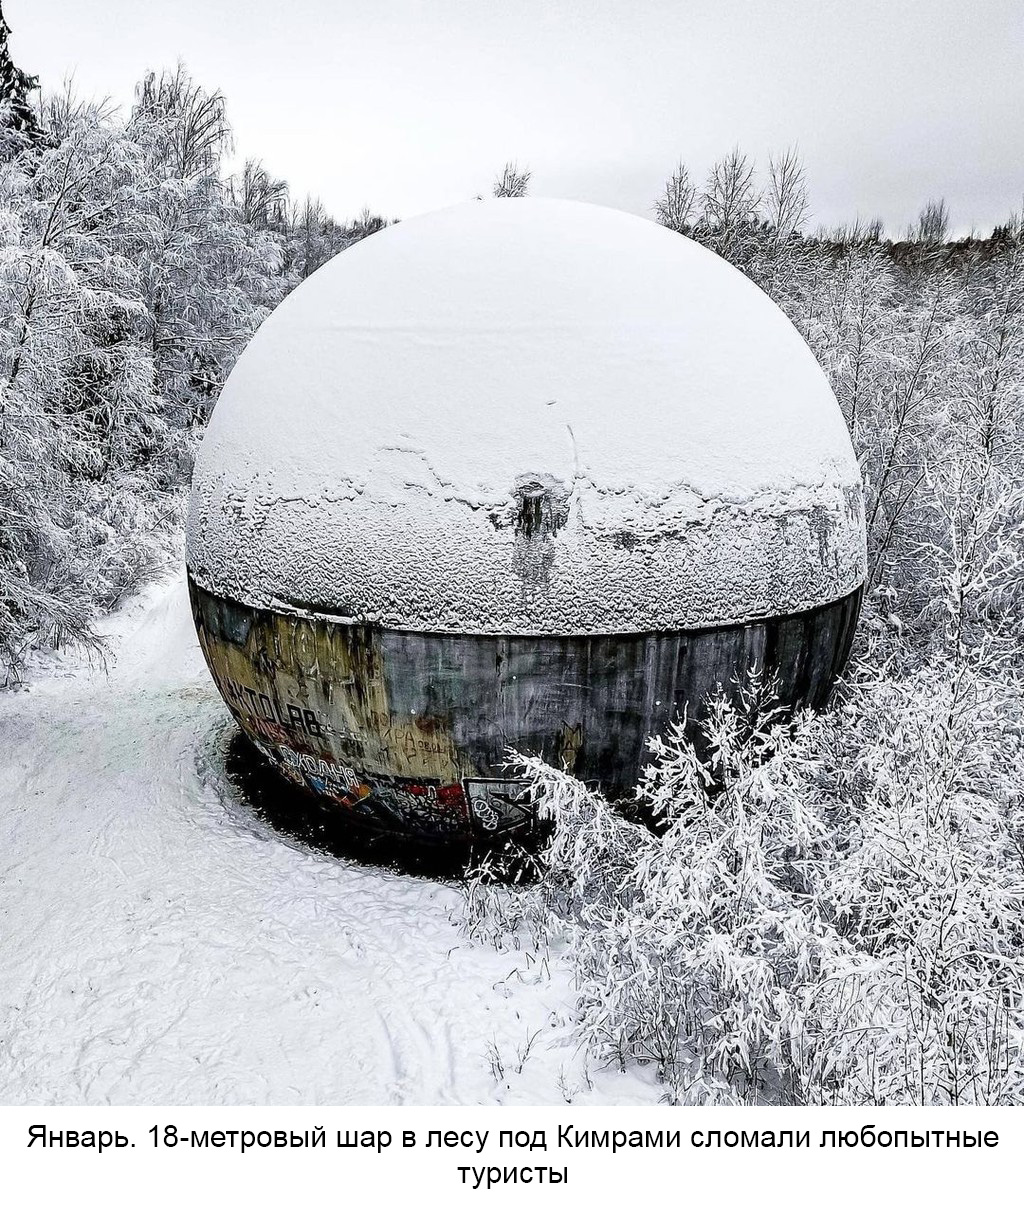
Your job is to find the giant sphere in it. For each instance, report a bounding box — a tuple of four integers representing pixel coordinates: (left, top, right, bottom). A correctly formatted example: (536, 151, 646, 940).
(187, 199, 866, 842)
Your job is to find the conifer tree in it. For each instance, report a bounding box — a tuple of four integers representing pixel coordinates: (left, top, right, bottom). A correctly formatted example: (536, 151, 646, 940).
(0, 2, 44, 149)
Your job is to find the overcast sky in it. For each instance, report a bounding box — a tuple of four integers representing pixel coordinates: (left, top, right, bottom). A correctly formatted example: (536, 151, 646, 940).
(12, 0, 1023, 236)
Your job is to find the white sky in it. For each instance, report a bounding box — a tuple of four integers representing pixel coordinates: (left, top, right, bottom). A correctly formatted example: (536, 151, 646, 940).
(12, 0, 1024, 236)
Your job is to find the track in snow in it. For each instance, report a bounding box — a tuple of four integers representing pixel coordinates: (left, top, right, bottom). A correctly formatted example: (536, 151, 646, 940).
(0, 573, 658, 1106)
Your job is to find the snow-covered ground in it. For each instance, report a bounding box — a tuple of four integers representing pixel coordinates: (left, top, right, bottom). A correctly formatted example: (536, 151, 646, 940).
(0, 572, 658, 1106)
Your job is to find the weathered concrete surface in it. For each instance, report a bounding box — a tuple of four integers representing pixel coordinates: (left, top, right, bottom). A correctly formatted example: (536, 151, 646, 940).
(191, 577, 861, 842)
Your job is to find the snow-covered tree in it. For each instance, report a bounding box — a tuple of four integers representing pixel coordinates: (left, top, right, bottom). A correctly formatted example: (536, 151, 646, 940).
(913, 197, 951, 246)
(126, 70, 287, 427)
(0, 3, 46, 155)
(764, 146, 809, 241)
(0, 65, 376, 677)
(228, 158, 288, 231)
(654, 161, 697, 234)
(700, 147, 762, 260)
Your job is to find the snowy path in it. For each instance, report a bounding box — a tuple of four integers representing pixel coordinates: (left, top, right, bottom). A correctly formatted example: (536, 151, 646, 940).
(0, 574, 656, 1106)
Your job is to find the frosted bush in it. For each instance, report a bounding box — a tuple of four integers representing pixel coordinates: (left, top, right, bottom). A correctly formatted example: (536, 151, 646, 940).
(467, 655, 1024, 1105)
(810, 660, 1024, 1104)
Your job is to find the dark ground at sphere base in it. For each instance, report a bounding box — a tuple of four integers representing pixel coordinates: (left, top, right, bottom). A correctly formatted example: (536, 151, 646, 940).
(222, 728, 545, 881)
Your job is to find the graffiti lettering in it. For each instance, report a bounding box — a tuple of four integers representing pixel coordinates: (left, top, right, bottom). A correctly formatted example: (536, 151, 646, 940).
(215, 672, 326, 739)
(280, 746, 361, 790)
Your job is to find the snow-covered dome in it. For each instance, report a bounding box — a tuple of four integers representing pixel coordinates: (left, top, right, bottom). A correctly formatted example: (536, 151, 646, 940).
(187, 198, 865, 635)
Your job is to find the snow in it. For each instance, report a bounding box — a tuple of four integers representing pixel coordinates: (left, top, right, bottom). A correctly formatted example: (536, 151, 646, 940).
(188, 198, 865, 635)
(0, 571, 661, 1105)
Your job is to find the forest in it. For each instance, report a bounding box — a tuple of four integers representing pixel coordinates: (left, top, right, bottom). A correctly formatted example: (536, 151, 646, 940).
(0, 31, 388, 681)
(2, 22, 1023, 1105)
